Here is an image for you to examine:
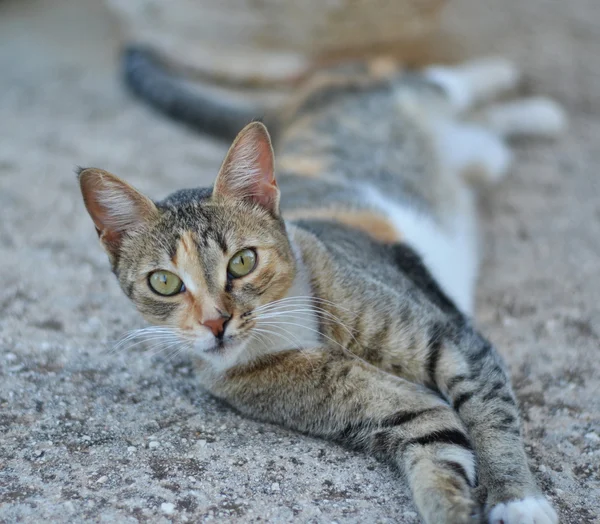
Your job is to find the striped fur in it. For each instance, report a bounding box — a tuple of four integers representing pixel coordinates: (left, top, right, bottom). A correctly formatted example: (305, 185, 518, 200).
(78, 59, 565, 523)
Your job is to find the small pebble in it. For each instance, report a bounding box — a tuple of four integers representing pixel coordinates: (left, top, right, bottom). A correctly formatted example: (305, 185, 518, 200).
(96, 476, 108, 484)
(161, 502, 175, 515)
(271, 482, 280, 491)
(127, 446, 137, 453)
(584, 432, 600, 442)
(198, 439, 207, 447)
(149, 441, 160, 449)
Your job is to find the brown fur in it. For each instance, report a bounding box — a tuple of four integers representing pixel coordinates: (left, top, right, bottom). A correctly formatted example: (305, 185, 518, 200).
(284, 208, 402, 243)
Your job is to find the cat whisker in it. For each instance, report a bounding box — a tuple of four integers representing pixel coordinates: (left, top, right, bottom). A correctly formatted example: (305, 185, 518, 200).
(252, 326, 317, 368)
(111, 326, 195, 358)
(255, 318, 376, 371)
(165, 342, 191, 362)
(255, 302, 356, 329)
(253, 325, 305, 351)
(111, 334, 181, 355)
(146, 337, 186, 359)
(254, 296, 356, 316)
(257, 319, 348, 353)
(113, 327, 177, 347)
(255, 306, 361, 350)
(112, 326, 195, 352)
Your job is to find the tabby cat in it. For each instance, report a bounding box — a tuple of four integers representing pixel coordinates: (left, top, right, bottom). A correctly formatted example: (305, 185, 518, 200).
(78, 58, 565, 523)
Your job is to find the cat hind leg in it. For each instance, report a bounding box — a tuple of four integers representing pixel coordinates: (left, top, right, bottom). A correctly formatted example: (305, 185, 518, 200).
(433, 121, 513, 186)
(475, 97, 567, 139)
(425, 58, 520, 113)
(432, 96, 567, 187)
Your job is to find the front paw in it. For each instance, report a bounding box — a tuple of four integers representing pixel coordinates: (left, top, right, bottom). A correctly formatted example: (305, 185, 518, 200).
(488, 496, 558, 524)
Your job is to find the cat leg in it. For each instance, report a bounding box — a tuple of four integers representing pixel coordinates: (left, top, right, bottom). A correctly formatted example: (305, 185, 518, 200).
(433, 120, 514, 186)
(432, 96, 567, 187)
(474, 97, 567, 139)
(428, 326, 558, 523)
(205, 349, 481, 524)
(424, 58, 520, 113)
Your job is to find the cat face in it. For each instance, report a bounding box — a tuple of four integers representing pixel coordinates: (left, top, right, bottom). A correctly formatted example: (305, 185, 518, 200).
(79, 123, 296, 368)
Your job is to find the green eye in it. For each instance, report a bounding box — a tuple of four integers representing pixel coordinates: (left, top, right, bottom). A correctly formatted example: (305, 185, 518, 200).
(148, 270, 184, 296)
(228, 248, 257, 278)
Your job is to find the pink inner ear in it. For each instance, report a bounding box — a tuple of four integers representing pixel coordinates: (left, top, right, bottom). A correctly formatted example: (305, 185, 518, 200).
(215, 122, 280, 214)
(250, 129, 278, 207)
(79, 168, 158, 256)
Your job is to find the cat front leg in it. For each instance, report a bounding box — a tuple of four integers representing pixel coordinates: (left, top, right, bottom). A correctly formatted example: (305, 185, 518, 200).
(204, 348, 481, 524)
(428, 328, 558, 524)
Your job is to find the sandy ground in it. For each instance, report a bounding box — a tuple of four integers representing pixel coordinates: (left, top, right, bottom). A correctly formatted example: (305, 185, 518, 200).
(0, 0, 598, 522)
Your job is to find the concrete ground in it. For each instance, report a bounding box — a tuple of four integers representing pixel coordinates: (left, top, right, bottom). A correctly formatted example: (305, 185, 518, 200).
(0, 0, 598, 522)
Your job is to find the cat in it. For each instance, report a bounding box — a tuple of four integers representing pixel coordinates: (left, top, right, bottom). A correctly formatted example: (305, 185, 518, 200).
(78, 58, 566, 523)
(122, 35, 460, 142)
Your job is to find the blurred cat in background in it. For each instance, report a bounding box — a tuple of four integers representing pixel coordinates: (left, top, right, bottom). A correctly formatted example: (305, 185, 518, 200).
(106, 0, 452, 140)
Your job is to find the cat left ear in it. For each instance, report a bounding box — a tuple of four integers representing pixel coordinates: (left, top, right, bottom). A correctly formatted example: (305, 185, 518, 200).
(213, 121, 280, 216)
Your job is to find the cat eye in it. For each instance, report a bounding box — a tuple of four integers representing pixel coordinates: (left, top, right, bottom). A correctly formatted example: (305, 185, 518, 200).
(228, 248, 257, 278)
(148, 270, 185, 296)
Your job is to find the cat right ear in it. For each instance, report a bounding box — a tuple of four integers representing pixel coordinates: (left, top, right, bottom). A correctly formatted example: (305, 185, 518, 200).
(78, 168, 159, 260)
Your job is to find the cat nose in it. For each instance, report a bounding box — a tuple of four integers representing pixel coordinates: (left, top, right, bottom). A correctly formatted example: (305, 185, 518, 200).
(202, 312, 231, 339)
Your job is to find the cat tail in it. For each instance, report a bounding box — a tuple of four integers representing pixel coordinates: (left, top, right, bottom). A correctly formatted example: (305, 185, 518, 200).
(122, 45, 274, 141)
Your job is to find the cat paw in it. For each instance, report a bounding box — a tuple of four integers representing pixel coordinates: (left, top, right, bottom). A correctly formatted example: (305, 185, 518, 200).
(488, 496, 558, 524)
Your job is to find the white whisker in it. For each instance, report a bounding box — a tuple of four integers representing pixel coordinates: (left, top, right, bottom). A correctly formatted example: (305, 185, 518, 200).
(110, 325, 195, 357)
(257, 319, 349, 354)
(255, 306, 361, 350)
(252, 326, 316, 367)
(254, 296, 356, 316)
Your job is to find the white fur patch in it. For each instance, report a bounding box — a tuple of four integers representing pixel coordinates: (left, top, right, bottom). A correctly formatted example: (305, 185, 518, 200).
(425, 58, 520, 112)
(363, 185, 479, 316)
(489, 497, 558, 524)
(432, 121, 513, 185)
(481, 97, 567, 139)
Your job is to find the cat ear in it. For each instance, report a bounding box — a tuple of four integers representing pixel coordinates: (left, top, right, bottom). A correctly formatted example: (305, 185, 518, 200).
(213, 121, 280, 215)
(78, 168, 159, 259)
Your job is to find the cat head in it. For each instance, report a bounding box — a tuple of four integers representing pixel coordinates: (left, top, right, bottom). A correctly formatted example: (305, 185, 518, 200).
(79, 122, 297, 368)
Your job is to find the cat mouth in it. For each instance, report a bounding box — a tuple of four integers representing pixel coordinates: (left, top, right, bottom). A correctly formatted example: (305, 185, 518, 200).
(205, 336, 237, 354)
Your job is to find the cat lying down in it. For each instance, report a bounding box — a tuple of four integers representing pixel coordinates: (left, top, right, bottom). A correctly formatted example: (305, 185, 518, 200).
(79, 58, 565, 523)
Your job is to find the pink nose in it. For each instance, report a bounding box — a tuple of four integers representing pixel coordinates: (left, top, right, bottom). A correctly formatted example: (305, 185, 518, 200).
(202, 313, 231, 338)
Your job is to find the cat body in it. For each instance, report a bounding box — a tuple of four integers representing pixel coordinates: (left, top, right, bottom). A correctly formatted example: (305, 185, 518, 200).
(79, 58, 565, 523)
